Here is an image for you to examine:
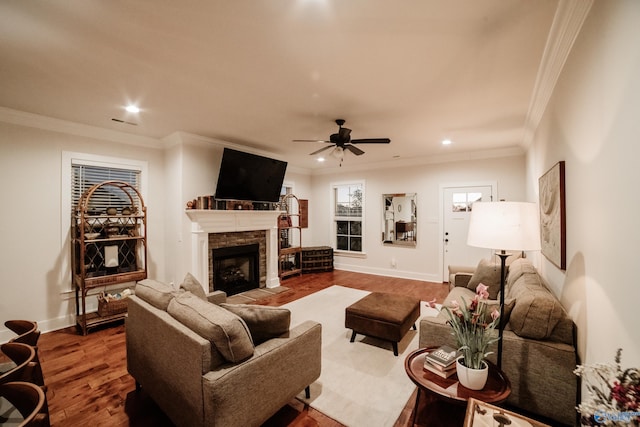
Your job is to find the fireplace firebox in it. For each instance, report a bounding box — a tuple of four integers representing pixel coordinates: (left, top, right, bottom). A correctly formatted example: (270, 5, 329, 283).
(212, 243, 259, 296)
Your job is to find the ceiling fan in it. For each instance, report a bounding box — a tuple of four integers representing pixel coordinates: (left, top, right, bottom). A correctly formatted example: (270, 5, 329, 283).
(294, 119, 390, 164)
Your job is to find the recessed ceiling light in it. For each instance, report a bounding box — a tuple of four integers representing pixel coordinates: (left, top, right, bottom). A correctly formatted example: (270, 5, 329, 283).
(317, 157, 325, 162)
(125, 105, 140, 113)
(442, 139, 452, 145)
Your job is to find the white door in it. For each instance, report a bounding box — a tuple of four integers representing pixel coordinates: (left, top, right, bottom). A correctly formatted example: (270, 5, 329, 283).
(442, 185, 494, 281)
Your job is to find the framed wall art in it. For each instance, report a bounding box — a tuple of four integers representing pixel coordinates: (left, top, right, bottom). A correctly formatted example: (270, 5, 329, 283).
(538, 161, 566, 269)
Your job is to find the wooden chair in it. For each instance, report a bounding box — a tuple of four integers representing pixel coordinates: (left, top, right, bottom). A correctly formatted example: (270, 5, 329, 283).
(4, 321, 45, 389)
(5, 321, 40, 347)
(0, 343, 37, 385)
(0, 381, 50, 426)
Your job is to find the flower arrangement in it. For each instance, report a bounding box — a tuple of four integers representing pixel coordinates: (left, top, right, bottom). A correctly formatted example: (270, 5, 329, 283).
(574, 348, 640, 426)
(441, 283, 501, 370)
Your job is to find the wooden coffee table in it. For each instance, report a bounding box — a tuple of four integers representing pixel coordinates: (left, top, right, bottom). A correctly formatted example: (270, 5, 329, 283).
(405, 347, 511, 427)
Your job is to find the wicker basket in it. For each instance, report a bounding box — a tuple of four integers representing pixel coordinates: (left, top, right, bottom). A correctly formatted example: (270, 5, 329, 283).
(97, 292, 128, 316)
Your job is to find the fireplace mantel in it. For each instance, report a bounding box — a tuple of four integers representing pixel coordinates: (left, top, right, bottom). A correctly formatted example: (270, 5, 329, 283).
(185, 209, 283, 289)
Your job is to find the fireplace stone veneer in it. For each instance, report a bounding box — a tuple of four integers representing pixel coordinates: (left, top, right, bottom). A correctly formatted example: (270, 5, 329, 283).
(210, 235, 264, 293)
(186, 210, 282, 292)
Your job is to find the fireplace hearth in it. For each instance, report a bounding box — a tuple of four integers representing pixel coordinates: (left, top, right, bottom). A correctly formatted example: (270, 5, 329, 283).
(212, 243, 259, 296)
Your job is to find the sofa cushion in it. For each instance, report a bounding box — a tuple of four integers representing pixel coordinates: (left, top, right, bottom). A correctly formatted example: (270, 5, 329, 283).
(505, 258, 538, 297)
(508, 273, 565, 339)
(220, 303, 291, 344)
(467, 259, 502, 299)
(484, 298, 516, 328)
(167, 292, 254, 362)
(135, 279, 177, 311)
(180, 272, 207, 300)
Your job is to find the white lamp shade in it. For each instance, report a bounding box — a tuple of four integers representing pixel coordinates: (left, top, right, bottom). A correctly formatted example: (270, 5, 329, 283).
(467, 202, 541, 251)
(331, 146, 344, 159)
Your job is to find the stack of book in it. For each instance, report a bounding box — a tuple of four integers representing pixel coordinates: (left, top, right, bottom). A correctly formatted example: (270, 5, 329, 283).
(423, 345, 460, 378)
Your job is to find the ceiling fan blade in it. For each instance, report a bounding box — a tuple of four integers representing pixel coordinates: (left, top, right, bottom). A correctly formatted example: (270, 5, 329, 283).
(309, 145, 335, 155)
(351, 138, 391, 144)
(293, 139, 331, 143)
(345, 144, 365, 156)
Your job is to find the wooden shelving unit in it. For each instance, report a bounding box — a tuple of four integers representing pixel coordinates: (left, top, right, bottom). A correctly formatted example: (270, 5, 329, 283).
(71, 180, 147, 335)
(278, 194, 302, 279)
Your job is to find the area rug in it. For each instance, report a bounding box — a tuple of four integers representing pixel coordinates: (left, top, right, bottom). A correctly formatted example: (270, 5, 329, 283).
(284, 285, 439, 427)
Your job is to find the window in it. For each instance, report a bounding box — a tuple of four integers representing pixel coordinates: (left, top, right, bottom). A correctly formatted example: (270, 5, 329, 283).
(333, 182, 364, 253)
(452, 192, 482, 212)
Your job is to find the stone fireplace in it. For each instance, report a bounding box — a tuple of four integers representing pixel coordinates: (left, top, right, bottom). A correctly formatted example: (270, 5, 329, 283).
(211, 243, 259, 295)
(186, 210, 282, 292)
(210, 232, 265, 294)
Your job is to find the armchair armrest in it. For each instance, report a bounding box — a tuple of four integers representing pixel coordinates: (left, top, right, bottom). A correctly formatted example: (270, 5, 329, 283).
(447, 264, 476, 275)
(452, 272, 473, 288)
(202, 321, 322, 426)
(447, 264, 475, 289)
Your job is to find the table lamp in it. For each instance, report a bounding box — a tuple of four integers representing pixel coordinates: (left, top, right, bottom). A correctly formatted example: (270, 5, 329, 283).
(466, 201, 541, 368)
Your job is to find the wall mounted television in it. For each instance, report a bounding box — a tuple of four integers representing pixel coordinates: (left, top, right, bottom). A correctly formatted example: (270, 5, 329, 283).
(214, 148, 287, 203)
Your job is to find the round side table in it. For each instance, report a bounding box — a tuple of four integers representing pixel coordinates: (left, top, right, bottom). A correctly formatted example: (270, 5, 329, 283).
(405, 347, 511, 426)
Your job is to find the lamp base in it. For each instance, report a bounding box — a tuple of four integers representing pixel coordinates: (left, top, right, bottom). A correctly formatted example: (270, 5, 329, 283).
(495, 251, 509, 370)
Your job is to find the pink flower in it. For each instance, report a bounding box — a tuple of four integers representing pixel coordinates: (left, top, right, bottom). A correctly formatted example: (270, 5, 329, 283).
(469, 295, 479, 311)
(476, 283, 490, 299)
(491, 309, 500, 322)
(425, 298, 437, 309)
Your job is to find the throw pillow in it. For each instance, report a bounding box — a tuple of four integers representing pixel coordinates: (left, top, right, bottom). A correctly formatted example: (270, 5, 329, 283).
(135, 279, 178, 311)
(508, 290, 564, 339)
(467, 259, 502, 299)
(167, 292, 254, 362)
(180, 272, 207, 300)
(220, 303, 291, 344)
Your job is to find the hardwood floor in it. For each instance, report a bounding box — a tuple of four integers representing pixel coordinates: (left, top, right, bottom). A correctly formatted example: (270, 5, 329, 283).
(37, 270, 449, 426)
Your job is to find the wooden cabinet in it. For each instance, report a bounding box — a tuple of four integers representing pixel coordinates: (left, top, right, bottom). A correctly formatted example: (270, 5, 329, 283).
(71, 180, 147, 335)
(278, 194, 302, 279)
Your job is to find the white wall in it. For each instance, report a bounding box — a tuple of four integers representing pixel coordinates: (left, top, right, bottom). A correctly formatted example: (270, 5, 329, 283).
(306, 155, 526, 281)
(0, 120, 166, 340)
(527, 0, 640, 369)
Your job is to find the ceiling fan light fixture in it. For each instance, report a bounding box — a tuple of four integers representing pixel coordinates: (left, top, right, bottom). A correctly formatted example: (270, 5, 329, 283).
(331, 146, 344, 159)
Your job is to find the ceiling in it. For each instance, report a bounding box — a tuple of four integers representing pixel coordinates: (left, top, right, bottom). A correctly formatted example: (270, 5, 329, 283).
(0, 1, 564, 170)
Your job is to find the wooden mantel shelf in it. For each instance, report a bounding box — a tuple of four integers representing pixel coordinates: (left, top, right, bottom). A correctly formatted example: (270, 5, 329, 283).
(185, 209, 284, 233)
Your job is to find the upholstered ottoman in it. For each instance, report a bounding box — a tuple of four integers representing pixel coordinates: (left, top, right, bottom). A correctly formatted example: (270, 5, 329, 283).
(345, 292, 420, 356)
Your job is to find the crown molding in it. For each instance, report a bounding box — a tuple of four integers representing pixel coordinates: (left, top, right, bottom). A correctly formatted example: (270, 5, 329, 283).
(309, 146, 525, 176)
(0, 106, 163, 149)
(522, 0, 594, 147)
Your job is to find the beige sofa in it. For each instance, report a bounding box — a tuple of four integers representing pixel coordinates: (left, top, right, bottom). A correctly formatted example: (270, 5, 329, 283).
(419, 258, 578, 426)
(126, 277, 322, 427)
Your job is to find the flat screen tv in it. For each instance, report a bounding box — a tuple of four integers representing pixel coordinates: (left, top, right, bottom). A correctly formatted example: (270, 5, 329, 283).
(214, 148, 287, 203)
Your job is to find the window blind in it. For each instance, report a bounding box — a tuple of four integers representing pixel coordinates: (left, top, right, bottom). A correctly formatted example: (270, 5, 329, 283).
(71, 164, 141, 214)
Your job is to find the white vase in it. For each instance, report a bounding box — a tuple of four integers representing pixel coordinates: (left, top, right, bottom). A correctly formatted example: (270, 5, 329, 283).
(456, 356, 488, 390)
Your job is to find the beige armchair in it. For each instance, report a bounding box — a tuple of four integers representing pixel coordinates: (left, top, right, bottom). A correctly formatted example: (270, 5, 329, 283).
(126, 278, 322, 427)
